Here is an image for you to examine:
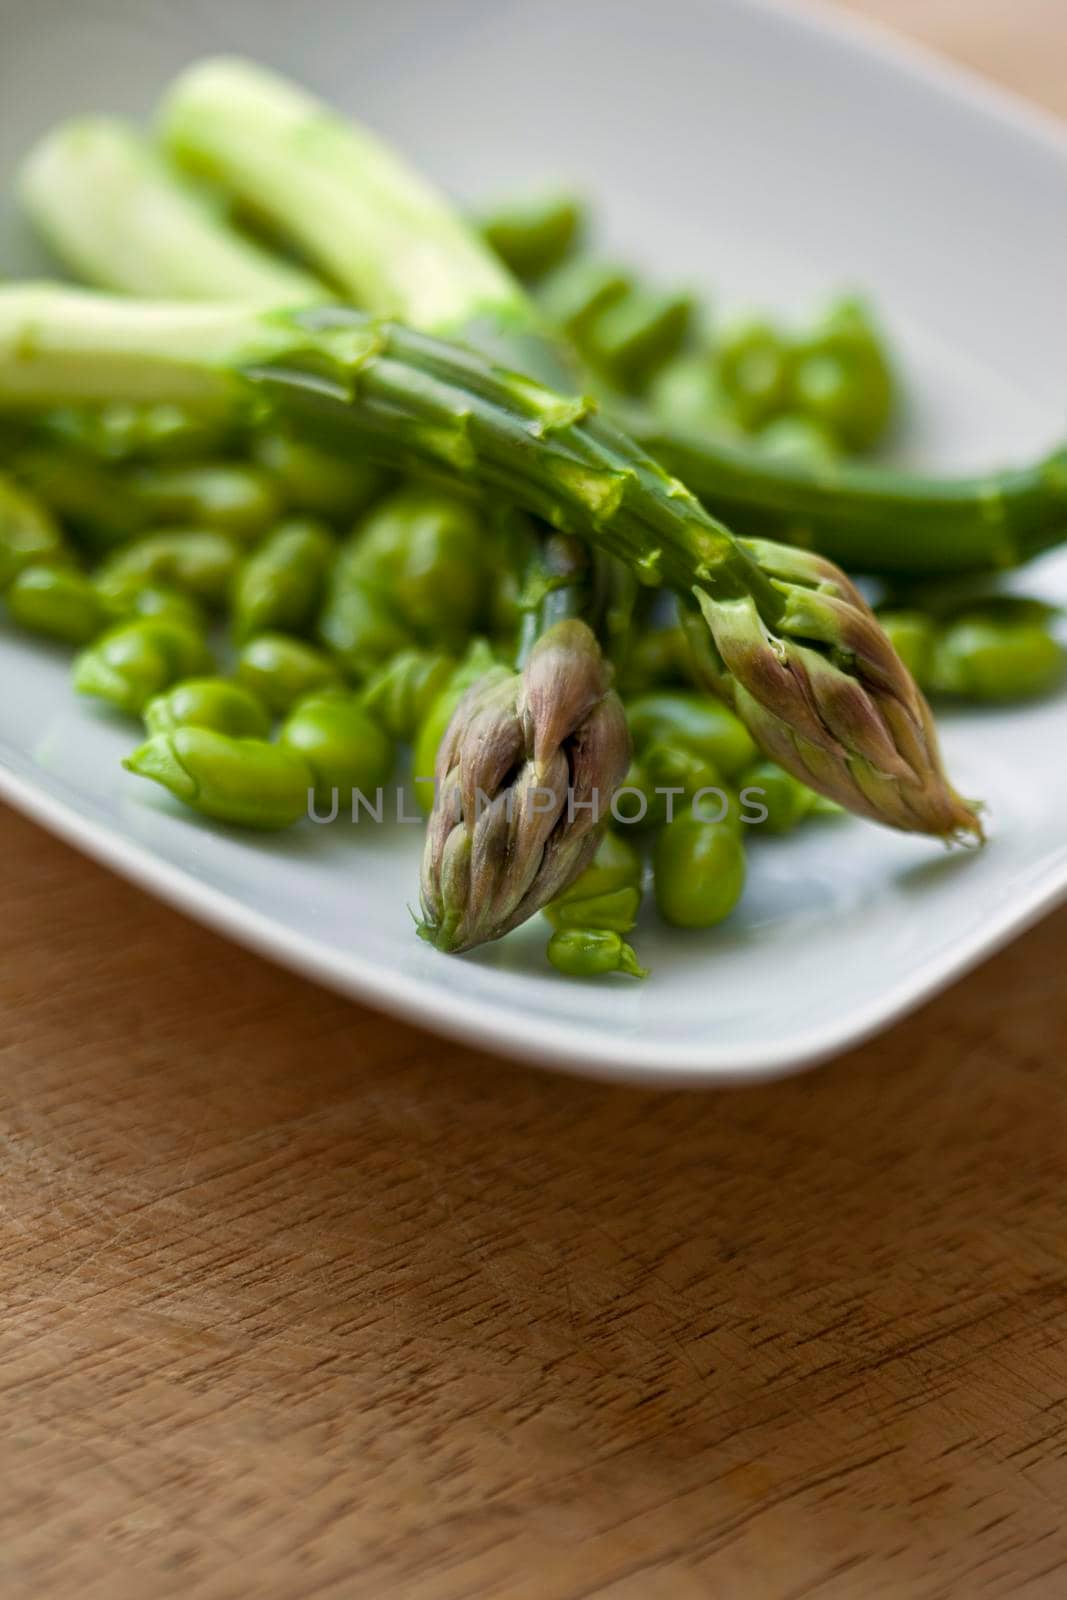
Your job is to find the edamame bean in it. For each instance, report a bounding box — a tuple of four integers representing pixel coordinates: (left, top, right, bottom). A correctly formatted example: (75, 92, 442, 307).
(626, 692, 757, 777)
(251, 428, 385, 521)
(546, 928, 647, 979)
(73, 617, 213, 714)
(143, 677, 272, 739)
(232, 517, 336, 642)
(716, 319, 794, 432)
(124, 727, 312, 828)
(345, 488, 488, 646)
(5, 564, 110, 644)
(236, 632, 342, 714)
(653, 814, 746, 928)
(479, 192, 584, 281)
(280, 691, 395, 808)
(927, 613, 1064, 701)
(877, 610, 936, 683)
(739, 759, 816, 835)
(790, 298, 894, 453)
(96, 529, 239, 609)
(0, 472, 70, 591)
(360, 649, 457, 741)
(127, 462, 281, 542)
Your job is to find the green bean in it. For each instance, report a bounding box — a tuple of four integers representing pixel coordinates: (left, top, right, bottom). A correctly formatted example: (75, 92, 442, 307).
(625, 691, 757, 778)
(537, 257, 631, 340)
(236, 632, 342, 714)
(251, 427, 386, 521)
(344, 487, 488, 645)
(232, 517, 336, 642)
(653, 814, 746, 928)
(584, 287, 694, 392)
(143, 677, 272, 739)
(280, 691, 395, 808)
(73, 617, 213, 714)
(96, 529, 239, 609)
(5, 564, 110, 645)
(0, 472, 70, 591)
(876, 609, 936, 683)
(755, 414, 839, 467)
(926, 612, 1064, 701)
(124, 727, 312, 828)
(546, 927, 647, 979)
(715, 318, 794, 432)
(738, 759, 816, 834)
(126, 462, 281, 543)
(790, 297, 894, 453)
(359, 648, 457, 742)
(479, 192, 584, 281)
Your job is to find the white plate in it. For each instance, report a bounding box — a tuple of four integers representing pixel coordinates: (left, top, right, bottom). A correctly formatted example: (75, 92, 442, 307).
(1, 0, 1066, 1085)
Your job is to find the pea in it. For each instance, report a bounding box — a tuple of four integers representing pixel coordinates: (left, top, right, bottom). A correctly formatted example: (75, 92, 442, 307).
(236, 632, 342, 715)
(280, 692, 395, 809)
(124, 727, 312, 829)
(653, 815, 746, 928)
(546, 928, 647, 979)
(143, 678, 272, 739)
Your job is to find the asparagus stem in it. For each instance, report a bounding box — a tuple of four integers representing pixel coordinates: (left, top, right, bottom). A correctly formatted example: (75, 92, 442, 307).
(640, 425, 1067, 576)
(20, 118, 327, 304)
(0, 285, 977, 839)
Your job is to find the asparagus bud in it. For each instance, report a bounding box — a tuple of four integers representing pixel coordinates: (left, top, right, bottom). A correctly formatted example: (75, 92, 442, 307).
(419, 621, 630, 953)
(686, 541, 979, 837)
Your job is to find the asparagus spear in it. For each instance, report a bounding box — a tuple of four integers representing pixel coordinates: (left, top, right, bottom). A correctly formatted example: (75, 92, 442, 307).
(0, 285, 979, 841)
(23, 85, 1067, 579)
(20, 118, 327, 303)
(420, 535, 630, 952)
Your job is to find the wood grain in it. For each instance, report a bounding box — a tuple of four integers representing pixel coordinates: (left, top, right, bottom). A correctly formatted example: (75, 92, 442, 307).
(3, 4, 1067, 1597)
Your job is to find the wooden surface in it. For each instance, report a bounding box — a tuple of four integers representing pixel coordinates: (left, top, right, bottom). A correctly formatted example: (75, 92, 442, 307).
(3, 5, 1067, 1597)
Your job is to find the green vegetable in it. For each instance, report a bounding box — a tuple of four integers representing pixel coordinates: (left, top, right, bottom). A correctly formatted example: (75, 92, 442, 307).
(739, 758, 816, 834)
(73, 616, 212, 714)
(641, 738, 735, 826)
(584, 287, 694, 391)
(124, 726, 312, 828)
(479, 192, 584, 281)
(546, 927, 647, 978)
(33, 402, 228, 463)
(250, 428, 386, 522)
(90, 575, 205, 632)
(544, 886, 641, 934)
(617, 622, 692, 695)
(756, 414, 839, 467)
(343, 487, 488, 646)
(125, 463, 281, 543)
(236, 631, 342, 713)
(359, 648, 457, 742)
(143, 677, 271, 738)
(0, 472, 70, 591)
(232, 516, 336, 642)
(5, 563, 110, 644)
(20, 115, 328, 302)
(96, 528, 239, 609)
(647, 352, 742, 441)
(926, 612, 1064, 701)
(790, 297, 894, 453)
(316, 567, 411, 681)
(411, 641, 498, 815)
(716, 319, 794, 432)
(877, 610, 936, 683)
(537, 258, 631, 341)
(611, 759, 663, 831)
(653, 814, 746, 928)
(280, 691, 395, 808)
(626, 692, 757, 778)
(544, 832, 644, 934)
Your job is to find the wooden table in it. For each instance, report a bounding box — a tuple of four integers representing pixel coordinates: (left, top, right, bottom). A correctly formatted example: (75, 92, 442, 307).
(3, 5, 1067, 1596)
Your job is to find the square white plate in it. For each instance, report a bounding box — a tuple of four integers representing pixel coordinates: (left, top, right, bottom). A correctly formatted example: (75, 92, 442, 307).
(1, 0, 1066, 1084)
